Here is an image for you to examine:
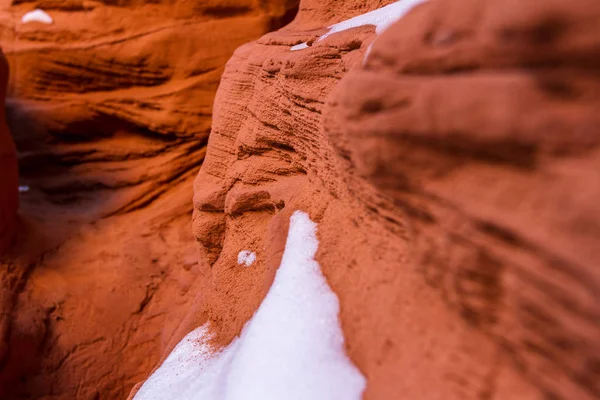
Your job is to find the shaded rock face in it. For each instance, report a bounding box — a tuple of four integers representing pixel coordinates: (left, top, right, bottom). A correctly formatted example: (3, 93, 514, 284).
(333, 1, 600, 398)
(182, 0, 600, 399)
(0, 49, 17, 255)
(0, 0, 597, 399)
(2, 0, 297, 216)
(0, 1, 298, 399)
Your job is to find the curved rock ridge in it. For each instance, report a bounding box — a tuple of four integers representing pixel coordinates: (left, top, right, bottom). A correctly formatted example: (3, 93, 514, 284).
(134, 211, 366, 400)
(0, 0, 597, 398)
(0, 0, 299, 399)
(333, 1, 600, 399)
(2, 0, 298, 217)
(170, 0, 598, 399)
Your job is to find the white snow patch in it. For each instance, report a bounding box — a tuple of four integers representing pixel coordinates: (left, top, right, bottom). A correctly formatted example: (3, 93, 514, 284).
(290, 0, 427, 51)
(321, 0, 428, 40)
(290, 42, 309, 51)
(18, 185, 29, 193)
(237, 250, 256, 266)
(21, 9, 53, 24)
(134, 210, 366, 400)
(363, 43, 374, 65)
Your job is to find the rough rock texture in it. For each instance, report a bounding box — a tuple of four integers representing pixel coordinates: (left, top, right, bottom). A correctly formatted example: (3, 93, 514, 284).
(151, 0, 598, 399)
(1, 0, 598, 398)
(333, 1, 600, 398)
(0, 0, 298, 399)
(2, 0, 297, 216)
(0, 47, 17, 255)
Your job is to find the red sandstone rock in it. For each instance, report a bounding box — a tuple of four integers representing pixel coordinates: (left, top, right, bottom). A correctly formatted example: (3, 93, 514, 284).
(0, 48, 17, 256)
(0, 0, 598, 398)
(331, 1, 600, 398)
(0, 1, 298, 399)
(178, 0, 599, 399)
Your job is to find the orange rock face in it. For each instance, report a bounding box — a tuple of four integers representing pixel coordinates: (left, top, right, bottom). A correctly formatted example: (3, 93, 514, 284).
(1, 0, 599, 399)
(333, 1, 600, 398)
(0, 0, 297, 399)
(181, 0, 600, 399)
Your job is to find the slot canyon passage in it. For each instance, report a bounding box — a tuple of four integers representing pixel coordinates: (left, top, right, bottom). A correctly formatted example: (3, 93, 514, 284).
(0, 0, 599, 398)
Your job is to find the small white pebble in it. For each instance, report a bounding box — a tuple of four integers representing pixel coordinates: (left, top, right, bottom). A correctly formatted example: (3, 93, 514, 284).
(18, 185, 29, 193)
(237, 250, 256, 267)
(22, 9, 53, 24)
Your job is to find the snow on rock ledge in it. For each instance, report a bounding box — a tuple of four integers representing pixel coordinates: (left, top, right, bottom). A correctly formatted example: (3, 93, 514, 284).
(21, 9, 54, 24)
(133, 211, 366, 400)
(291, 0, 427, 51)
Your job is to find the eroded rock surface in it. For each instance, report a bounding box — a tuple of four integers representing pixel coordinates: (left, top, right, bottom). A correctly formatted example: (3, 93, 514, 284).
(331, 0, 600, 398)
(0, 0, 298, 398)
(174, 0, 599, 399)
(1, 0, 598, 398)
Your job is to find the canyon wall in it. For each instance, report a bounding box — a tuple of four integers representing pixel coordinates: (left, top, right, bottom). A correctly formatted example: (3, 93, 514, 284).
(0, 0, 598, 399)
(0, 0, 298, 398)
(180, 0, 600, 399)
